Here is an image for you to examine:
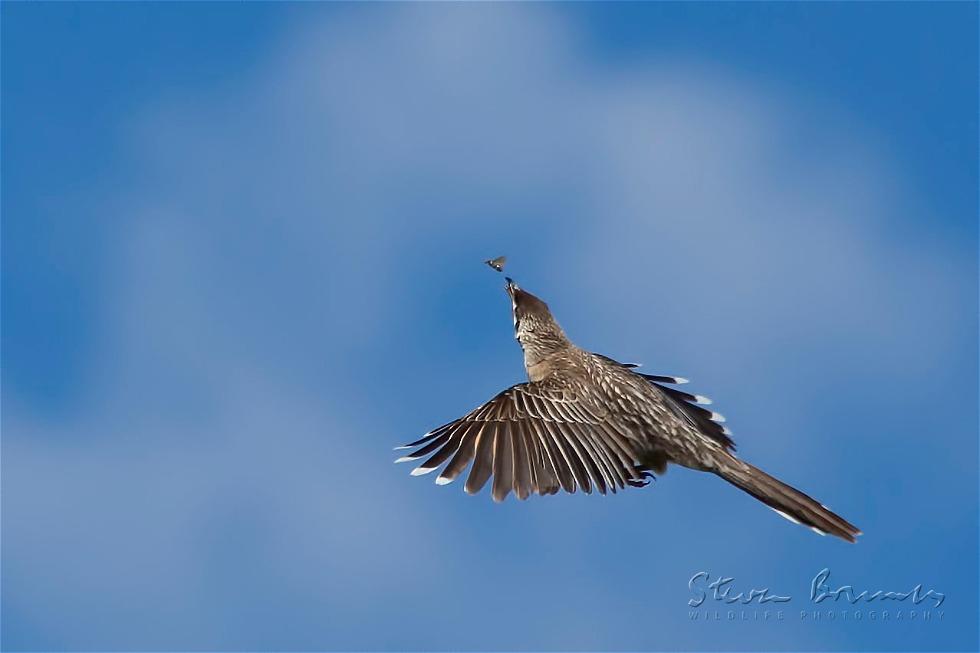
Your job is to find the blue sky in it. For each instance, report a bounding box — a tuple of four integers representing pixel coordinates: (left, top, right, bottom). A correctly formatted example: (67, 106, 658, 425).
(2, 3, 977, 651)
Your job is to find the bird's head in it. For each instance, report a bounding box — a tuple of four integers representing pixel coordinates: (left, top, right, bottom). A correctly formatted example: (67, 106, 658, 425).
(505, 278, 569, 365)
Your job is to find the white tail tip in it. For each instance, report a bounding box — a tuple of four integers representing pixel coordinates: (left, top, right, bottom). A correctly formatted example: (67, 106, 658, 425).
(410, 466, 437, 477)
(771, 507, 802, 525)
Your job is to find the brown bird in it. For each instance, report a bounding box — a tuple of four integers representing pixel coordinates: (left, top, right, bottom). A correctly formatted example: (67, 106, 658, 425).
(396, 277, 861, 542)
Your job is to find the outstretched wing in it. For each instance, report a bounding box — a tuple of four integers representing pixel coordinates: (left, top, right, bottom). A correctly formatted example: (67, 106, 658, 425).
(637, 373, 735, 452)
(592, 352, 734, 452)
(395, 382, 651, 502)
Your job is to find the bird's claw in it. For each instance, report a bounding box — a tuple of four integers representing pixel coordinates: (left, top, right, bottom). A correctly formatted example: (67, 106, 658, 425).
(627, 466, 656, 487)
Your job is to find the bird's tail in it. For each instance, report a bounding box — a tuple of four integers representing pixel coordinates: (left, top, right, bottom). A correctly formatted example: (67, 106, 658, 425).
(714, 457, 861, 543)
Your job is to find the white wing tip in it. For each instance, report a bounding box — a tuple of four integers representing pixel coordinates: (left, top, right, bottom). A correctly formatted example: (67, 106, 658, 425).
(393, 445, 412, 450)
(694, 395, 712, 405)
(710, 412, 726, 423)
(435, 476, 454, 485)
(810, 527, 828, 536)
(675, 377, 689, 384)
(410, 466, 437, 477)
(394, 456, 415, 464)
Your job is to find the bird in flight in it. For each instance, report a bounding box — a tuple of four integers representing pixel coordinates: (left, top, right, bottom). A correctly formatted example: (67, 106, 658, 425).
(396, 276, 861, 542)
(485, 256, 507, 272)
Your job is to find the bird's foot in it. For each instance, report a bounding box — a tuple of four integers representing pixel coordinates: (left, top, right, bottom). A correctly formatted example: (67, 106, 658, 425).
(627, 465, 656, 487)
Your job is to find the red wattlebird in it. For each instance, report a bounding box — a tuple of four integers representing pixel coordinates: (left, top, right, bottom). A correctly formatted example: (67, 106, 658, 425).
(396, 277, 861, 542)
